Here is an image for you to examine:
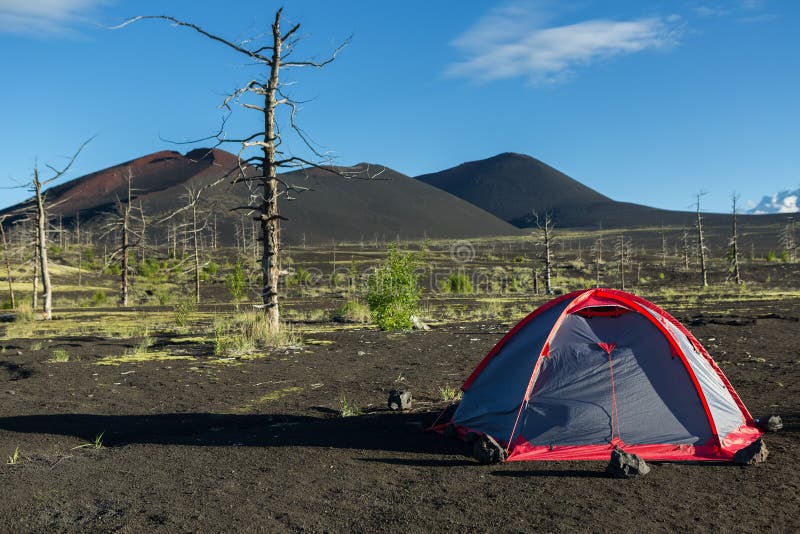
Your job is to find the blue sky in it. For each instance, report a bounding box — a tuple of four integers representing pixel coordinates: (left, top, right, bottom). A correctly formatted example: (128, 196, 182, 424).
(0, 0, 797, 213)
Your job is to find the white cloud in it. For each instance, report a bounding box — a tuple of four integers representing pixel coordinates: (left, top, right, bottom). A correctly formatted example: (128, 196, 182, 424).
(0, 0, 106, 36)
(446, 2, 682, 86)
(747, 189, 800, 214)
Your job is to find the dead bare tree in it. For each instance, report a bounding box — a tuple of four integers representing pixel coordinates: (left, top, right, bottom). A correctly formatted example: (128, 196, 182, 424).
(591, 236, 603, 288)
(660, 223, 668, 269)
(100, 167, 146, 307)
(695, 192, 709, 287)
(779, 216, 797, 263)
(0, 215, 15, 308)
(681, 227, 691, 270)
(614, 233, 630, 291)
(24, 142, 91, 319)
(533, 210, 555, 295)
(114, 10, 383, 333)
(727, 193, 742, 284)
(160, 185, 217, 305)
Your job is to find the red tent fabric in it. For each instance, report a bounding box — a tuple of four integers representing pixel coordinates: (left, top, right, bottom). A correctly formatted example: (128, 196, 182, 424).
(440, 288, 762, 461)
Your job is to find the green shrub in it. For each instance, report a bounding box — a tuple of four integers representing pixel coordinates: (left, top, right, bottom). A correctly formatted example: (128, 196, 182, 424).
(203, 261, 219, 276)
(91, 291, 107, 306)
(366, 244, 421, 330)
(136, 258, 162, 279)
(439, 272, 473, 294)
(174, 299, 196, 328)
(104, 263, 122, 276)
(226, 259, 247, 307)
(48, 348, 69, 363)
(287, 267, 313, 288)
(765, 250, 778, 262)
(332, 300, 371, 323)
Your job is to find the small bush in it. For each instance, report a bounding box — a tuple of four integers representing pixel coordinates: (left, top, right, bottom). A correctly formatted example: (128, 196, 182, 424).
(438, 385, 463, 402)
(174, 299, 197, 328)
(136, 258, 162, 279)
(226, 259, 247, 307)
(104, 263, 122, 276)
(203, 261, 219, 276)
(439, 272, 473, 294)
(287, 267, 313, 289)
(332, 300, 370, 323)
(339, 393, 361, 417)
(91, 291, 107, 307)
(7, 447, 22, 465)
(48, 348, 69, 363)
(765, 250, 778, 262)
(366, 244, 421, 330)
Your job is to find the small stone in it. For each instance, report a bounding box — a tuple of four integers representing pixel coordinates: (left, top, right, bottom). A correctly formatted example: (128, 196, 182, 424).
(606, 448, 651, 478)
(473, 434, 507, 464)
(410, 315, 430, 331)
(405, 421, 425, 433)
(734, 439, 769, 465)
(387, 390, 412, 411)
(757, 415, 783, 432)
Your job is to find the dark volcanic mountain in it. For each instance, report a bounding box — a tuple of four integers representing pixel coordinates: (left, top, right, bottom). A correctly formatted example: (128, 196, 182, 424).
(416, 153, 785, 229)
(0, 149, 520, 244)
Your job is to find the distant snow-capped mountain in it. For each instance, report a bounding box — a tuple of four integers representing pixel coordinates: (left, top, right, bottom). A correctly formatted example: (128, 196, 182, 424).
(747, 189, 799, 214)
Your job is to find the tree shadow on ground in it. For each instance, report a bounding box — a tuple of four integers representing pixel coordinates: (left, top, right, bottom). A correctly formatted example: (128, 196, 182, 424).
(0, 410, 471, 457)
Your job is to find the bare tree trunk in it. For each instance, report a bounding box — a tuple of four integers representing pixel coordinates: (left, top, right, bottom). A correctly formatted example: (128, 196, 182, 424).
(593, 237, 603, 288)
(0, 219, 15, 309)
(261, 14, 283, 332)
(192, 200, 201, 305)
(730, 194, 742, 285)
(615, 233, 626, 291)
(534, 211, 554, 295)
(660, 223, 667, 269)
(213, 214, 218, 250)
(121, 209, 129, 306)
(33, 167, 53, 320)
(682, 228, 690, 270)
(32, 239, 38, 311)
(76, 212, 82, 287)
(116, 170, 138, 308)
(696, 193, 709, 287)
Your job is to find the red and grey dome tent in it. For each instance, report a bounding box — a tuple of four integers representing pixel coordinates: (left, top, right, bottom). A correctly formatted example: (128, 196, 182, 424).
(440, 288, 762, 461)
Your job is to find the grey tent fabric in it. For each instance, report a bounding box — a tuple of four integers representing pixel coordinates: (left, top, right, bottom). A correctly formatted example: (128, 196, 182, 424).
(521, 313, 712, 446)
(452, 300, 570, 442)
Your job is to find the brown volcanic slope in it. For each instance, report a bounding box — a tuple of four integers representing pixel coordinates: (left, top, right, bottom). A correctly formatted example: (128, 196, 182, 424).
(417, 153, 786, 229)
(0, 149, 520, 244)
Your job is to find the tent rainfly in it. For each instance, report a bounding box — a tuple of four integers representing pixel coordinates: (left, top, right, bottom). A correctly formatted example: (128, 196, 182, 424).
(439, 288, 763, 461)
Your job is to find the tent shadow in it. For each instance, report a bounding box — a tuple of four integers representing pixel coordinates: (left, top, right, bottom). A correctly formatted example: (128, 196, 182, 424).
(358, 457, 474, 467)
(0, 410, 467, 456)
(491, 469, 607, 479)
